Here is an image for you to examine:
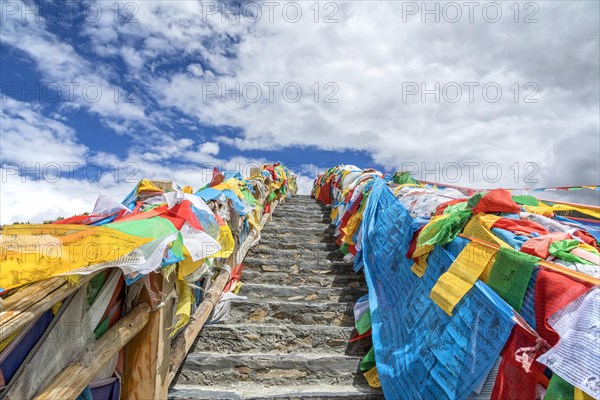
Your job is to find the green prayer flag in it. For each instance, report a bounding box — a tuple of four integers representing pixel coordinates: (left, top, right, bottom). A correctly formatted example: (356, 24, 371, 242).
(549, 240, 595, 265)
(467, 192, 486, 210)
(266, 191, 277, 203)
(108, 217, 177, 239)
(340, 243, 350, 255)
(512, 195, 540, 207)
(87, 272, 107, 306)
(393, 171, 418, 185)
(418, 210, 472, 247)
(94, 316, 110, 338)
(487, 247, 538, 311)
(356, 309, 372, 335)
(360, 347, 376, 372)
(545, 374, 575, 400)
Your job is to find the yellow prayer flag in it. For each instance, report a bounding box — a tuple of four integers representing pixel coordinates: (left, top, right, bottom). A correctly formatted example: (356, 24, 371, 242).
(209, 225, 235, 259)
(430, 241, 497, 316)
(364, 366, 382, 388)
(0, 225, 150, 290)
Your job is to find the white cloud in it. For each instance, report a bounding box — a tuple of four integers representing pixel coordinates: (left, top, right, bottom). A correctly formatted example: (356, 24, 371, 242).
(1, 0, 598, 220)
(187, 64, 205, 77)
(199, 142, 220, 156)
(0, 2, 148, 134)
(0, 97, 88, 166)
(144, 1, 598, 190)
(295, 174, 315, 196)
(0, 166, 124, 224)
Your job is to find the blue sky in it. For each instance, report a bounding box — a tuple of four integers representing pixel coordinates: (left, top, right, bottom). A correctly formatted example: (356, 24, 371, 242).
(1, 0, 599, 223)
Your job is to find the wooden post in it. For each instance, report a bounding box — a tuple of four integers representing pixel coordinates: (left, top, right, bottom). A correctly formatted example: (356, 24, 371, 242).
(121, 272, 175, 399)
(156, 285, 177, 398)
(32, 303, 151, 400)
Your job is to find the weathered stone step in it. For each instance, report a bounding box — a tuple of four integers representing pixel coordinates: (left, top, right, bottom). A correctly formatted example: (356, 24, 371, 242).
(268, 216, 331, 224)
(227, 299, 355, 326)
(274, 207, 331, 214)
(169, 383, 384, 399)
(272, 210, 330, 218)
(262, 226, 336, 236)
(279, 197, 327, 204)
(193, 323, 371, 355)
(175, 352, 365, 387)
(243, 258, 355, 275)
(284, 195, 318, 201)
(275, 202, 329, 208)
(241, 270, 365, 288)
(277, 200, 328, 207)
(247, 247, 344, 262)
(271, 214, 333, 223)
(259, 232, 336, 244)
(238, 283, 366, 303)
(267, 221, 335, 230)
(274, 213, 332, 222)
(255, 240, 339, 251)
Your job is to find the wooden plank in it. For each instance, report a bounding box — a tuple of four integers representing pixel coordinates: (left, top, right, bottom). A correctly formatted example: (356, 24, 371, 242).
(155, 283, 177, 398)
(2, 277, 65, 312)
(121, 272, 164, 400)
(0, 274, 94, 342)
(32, 303, 151, 400)
(121, 271, 177, 399)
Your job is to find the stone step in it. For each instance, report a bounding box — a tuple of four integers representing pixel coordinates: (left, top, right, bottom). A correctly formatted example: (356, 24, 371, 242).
(262, 226, 336, 236)
(272, 210, 331, 219)
(265, 216, 331, 225)
(275, 202, 329, 209)
(241, 270, 365, 288)
(242, 258, 355, 275)
(169, 383, 384, 399)
(175, 352, 366, 387)
(279, 197, 326, 204)
(238, 283, 367, 303)
(271, 214, 333, 223)
(274, 207, 331, 214)
(286, 195, 318, 200)
(247, 247, 345, 262)
(259, 232, 336, 244)
(277, 200, 327, 206)
(284, 195, 318, 201)
(227, 299, 355, 326)
(193, 323, 371, 355)
(267, 221, 335, 230)
(255, 240, 339, 251)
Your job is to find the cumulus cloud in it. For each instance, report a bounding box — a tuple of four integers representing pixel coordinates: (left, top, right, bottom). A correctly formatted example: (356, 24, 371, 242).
(1, 97, 88, 166)
(146, 1, 598, 190)
(1, 0, 598, 223)
(0, 2, 148, 134)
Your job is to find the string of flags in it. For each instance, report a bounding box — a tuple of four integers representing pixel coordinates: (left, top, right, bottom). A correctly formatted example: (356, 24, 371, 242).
(313, 165, 599, 400)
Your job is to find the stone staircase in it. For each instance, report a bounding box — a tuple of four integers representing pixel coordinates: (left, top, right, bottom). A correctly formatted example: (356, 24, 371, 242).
(169, 195, 384, 399)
